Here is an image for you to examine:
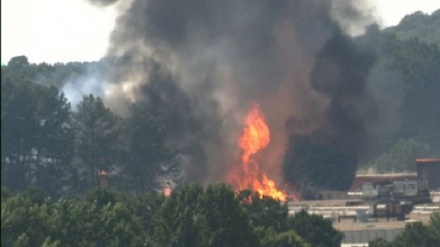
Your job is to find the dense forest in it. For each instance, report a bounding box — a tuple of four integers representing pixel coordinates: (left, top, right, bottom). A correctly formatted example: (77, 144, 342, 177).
(1, 185, 343, 247)
(357, 10, 440, 172)
(1, 9, 440, 247)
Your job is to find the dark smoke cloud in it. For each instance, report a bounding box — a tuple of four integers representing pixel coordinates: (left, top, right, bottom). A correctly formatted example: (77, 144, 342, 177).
(100, 0, 378, 188)
(284, 32, 376, 191)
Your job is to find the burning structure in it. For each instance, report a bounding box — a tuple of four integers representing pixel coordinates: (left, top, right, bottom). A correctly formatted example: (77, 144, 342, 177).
(226, 103, 287, 201)
(87, 0, 381, 199)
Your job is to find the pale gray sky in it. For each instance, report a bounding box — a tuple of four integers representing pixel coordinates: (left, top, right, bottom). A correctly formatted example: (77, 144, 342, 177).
(2, 0, 439, 64)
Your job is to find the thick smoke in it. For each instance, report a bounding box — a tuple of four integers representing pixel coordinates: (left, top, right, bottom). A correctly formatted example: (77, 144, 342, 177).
(99, 0, 377, 189)
(284, 32, 376, 192)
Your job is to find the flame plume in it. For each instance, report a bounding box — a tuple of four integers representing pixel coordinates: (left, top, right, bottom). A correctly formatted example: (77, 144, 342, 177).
(235, 103, 286, 201)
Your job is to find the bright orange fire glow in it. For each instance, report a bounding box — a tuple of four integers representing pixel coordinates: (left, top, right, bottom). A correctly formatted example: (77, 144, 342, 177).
(163, 187, 171, 197)
(235, 103, 287, 201)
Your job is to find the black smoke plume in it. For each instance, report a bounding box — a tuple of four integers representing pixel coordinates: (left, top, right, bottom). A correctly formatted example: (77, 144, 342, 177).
(284, 32, 376, 192)
(98, 0, 377, 189)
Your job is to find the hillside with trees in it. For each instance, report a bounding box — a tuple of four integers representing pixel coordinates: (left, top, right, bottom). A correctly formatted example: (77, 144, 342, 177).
(384, 10, 440, 49)
(356, 10, 440, 173)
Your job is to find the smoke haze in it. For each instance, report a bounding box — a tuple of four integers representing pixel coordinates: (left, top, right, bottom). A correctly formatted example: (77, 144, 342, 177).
(98, 0, 378, 189)
(86, 0, 119, 7)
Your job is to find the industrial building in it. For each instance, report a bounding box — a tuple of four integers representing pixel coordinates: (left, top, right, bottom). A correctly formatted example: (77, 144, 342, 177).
(289, 158, 440, 247)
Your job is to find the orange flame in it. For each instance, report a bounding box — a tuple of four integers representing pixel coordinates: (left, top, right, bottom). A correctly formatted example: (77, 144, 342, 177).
(163, 187, 171, 197)
(235, 103, 286, 201)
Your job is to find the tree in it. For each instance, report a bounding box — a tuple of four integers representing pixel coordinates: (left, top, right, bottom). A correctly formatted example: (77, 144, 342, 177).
(385, 10, 440, 49)
(32, 86, 74, 196)
(1, 190, 53, 247)
(153, 184, 259, 247)
(1, 72, 74, 196)
(237, 190, 289, 232)
(1, 76, 39, 190)
(7, 56, 29, 70)
(390, 211, 440, 247)
(131, 191, 166, 237)
(153, 183, 204, 247)
(196, 184, 259, 247)
(288, 210, 343, 247)
(1, 188, 148, 247)
(119, 103, 175, 193)
(72, 94, 120, 189)
(383, 35, 440, 151)
(257, 228, 310, 247)
(372, 138, 433, 172)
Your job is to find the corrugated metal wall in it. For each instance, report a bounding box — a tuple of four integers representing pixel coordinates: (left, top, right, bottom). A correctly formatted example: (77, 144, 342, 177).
(342, 228, 403, 243)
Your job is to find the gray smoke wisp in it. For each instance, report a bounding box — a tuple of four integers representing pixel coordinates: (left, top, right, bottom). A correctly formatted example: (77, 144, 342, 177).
(99, 0, 378, 189)
(85, 0, 119, 7)
(62, 69, 105, 110)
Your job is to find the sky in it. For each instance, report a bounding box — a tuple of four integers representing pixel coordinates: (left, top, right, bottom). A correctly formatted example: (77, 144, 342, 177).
(2, 0, 440, 64)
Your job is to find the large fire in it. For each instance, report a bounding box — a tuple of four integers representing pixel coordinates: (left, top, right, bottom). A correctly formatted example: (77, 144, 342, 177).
(234, 103, 287, 201)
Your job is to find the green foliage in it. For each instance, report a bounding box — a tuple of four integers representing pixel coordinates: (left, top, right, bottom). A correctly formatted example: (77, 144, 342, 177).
(1, 56, 179, 196)
(372, 138, 433, 172)
(385, 10, 440, 49)
(1, 192, 53, 247)
(119, 103, 175, 193)
(72, 94, 120, 190)
(7, 56, 29, 70)
(131, 191, 166, 236)
(359, 15, 440, 170)
(258, 228, 311, 247)
(391, 222, 437, 247)
(238, 189, 289, 231)
(1, 184, 343, 247)
(154, 184, 259, 247)
(196, 184, 258, 247)
(1, 188, 147, 247)
(1, 67, 74, 196)
(1, 186, 12, 200)
(381, 35, 440, 150)
(84, 186, 126, 206)
(288, 210, 343, 247)
(368, 211, 440, 247)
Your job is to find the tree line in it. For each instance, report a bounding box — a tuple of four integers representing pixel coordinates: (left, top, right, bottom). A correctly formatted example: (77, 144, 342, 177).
(1, 185, 342, 247)
(1, 56, 177, 197)
(2, 185, 439, 247)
